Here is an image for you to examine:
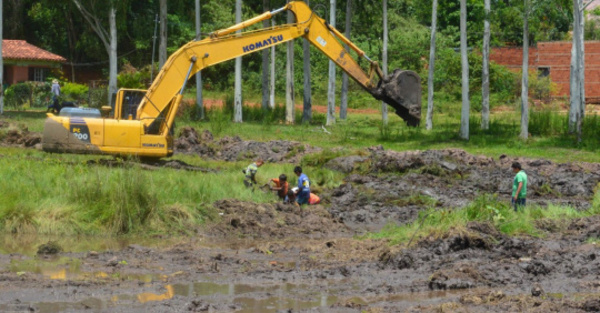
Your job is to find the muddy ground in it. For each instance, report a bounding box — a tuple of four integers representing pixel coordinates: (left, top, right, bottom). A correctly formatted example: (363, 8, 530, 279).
(1, 125, 600, 312)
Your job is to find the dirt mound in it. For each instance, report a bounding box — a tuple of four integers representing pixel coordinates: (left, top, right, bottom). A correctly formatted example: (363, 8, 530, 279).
(0, 121, 41, 148)
(326, 148, 600, 233)
(175, 127, 321, 163)
(375, 215, 600, 297)
(207, 199, 350, 239)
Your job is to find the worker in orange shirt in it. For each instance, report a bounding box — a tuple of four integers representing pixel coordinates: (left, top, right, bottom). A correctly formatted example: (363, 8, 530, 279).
(269, 174, 289, 201)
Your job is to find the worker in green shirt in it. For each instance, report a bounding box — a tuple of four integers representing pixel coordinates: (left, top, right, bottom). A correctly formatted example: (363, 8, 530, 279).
(511, 162, 527, 211)
(243, 159, 264, 188)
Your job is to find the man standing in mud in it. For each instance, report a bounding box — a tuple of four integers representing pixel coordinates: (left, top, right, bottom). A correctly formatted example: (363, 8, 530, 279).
(511, 162, 527, 211)
(294, 166, 310, 205)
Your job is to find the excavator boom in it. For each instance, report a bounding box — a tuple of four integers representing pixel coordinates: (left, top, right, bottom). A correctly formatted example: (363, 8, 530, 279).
(42, 1, 421, 158)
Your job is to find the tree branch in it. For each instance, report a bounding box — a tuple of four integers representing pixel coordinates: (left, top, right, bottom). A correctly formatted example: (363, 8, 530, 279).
(72, 0, 110, 52)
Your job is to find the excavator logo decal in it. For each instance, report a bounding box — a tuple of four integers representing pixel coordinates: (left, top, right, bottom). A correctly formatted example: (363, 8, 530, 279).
(69, 118, 90, 143)
(243, 35, 284, 53)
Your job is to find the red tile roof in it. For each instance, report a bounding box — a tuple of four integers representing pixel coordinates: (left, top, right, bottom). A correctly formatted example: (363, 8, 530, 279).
(2, 40, 66, 63)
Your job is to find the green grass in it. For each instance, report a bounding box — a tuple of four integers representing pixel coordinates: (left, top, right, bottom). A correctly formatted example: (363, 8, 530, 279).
(175, 109, 600, 163)
(0, 151, 343, 236)
(3, 100, 600, 238)
(369, 193, 600, 246)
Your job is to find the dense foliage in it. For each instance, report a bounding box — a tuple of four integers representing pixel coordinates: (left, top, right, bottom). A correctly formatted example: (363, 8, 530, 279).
(2, 0, 595, 108)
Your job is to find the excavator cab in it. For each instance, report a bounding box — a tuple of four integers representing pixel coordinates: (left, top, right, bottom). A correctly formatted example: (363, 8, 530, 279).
(114, 89, 146, 120)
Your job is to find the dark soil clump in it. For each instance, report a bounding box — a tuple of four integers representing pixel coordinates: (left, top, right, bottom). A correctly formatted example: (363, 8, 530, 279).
(0, 121, 41, 148)
(174, 127, 321, 163)
(326, 147, 600, 233)
(208, 199, 350, 239)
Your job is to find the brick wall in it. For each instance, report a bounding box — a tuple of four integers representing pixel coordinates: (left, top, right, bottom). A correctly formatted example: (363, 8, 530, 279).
(490, 41, 600, 103)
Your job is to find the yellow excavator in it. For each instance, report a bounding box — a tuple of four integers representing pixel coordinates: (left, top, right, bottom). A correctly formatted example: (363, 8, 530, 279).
(42, 1, 421, 159)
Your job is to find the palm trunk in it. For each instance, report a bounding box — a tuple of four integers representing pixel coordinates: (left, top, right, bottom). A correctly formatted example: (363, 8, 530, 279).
(159, 0, 167, 70)
(381, 0, 388, 125)
(108, 5, 117, 107)
(426, 0, 438, 130)
(262, 0, 270, 111)
(326, 0, 336, 126)
(481, 0, 491, 130)
(569, 0, 580, 133)
(340, 0, 352, 120)
(195, 0, 204, 119)
(520, 0, 530, 140)
(270, 19, 276, 109)
(302, 0, 312, 123)
(234, 0, 243, 123)
(459, 0, 469, 140)
(577, 0, 585, 141)
(286, 0, 295, 123)
(0, 0, 3, 115)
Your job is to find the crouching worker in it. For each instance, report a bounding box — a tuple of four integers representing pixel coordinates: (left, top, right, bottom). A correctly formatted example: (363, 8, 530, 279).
(270, 174, 289, 201)
(243, 159, 264, 188)
(286, 188, 320, 206)
(293, 166, 310, 205)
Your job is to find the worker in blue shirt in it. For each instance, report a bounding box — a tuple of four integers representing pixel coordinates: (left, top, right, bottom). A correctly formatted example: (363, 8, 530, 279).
(293, 166, 310, 205)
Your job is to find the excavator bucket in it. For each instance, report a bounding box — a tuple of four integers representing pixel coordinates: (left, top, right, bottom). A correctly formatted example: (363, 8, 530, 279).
(371, 69, 421, 126)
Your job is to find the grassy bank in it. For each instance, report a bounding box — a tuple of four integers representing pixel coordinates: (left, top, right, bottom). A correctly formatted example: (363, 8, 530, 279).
(369, 193, 600, 246)
(2, 103, 600, 238)
(0, 150, 344, 236)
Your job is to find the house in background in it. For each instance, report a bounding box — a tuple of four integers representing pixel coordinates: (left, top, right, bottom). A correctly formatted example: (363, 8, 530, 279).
(490, 41, 600, 104)
(2, 40, 66, 85)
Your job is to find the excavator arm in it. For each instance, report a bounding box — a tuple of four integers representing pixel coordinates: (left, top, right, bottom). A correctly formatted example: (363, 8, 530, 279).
(42, 1, 420, 159)
(137, 1, 421, 130)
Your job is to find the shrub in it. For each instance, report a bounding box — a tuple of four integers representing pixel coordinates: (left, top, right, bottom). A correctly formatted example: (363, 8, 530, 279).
(61, 82, 89, 103)
(118, 63, 152, 89)
(4, 83, 32, 108)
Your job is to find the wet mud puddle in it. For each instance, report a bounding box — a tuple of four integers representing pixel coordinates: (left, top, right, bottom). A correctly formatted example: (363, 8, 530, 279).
(4, 256, 471, 313)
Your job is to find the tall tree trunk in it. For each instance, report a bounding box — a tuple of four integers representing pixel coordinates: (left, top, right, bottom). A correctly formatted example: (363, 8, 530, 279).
(302, 0, 312, 123)
(520, 0, 530, 140)
(340, 0, 352, 120)
(72, 0, 118, 108)
(261, 0, 270, 111)
(381, 0, 388, 124)
(326, 0, 336, 126)
(569, 0, 581, 133)
(577, 1, 585, 141)
(234, 0, 243, 123)
(459, 0, 469, 140)
(159, 0, 167, 70)
(481, 0, 491, 130)
(108, 5, 117, 107)
(270, 19, 276, 109)
(286, 0, 295, 123)
(426, 0, 438, 130)
(570, 0, 586, 141)
(0, 0, 3, 115)
(195, 0, 204, 119)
